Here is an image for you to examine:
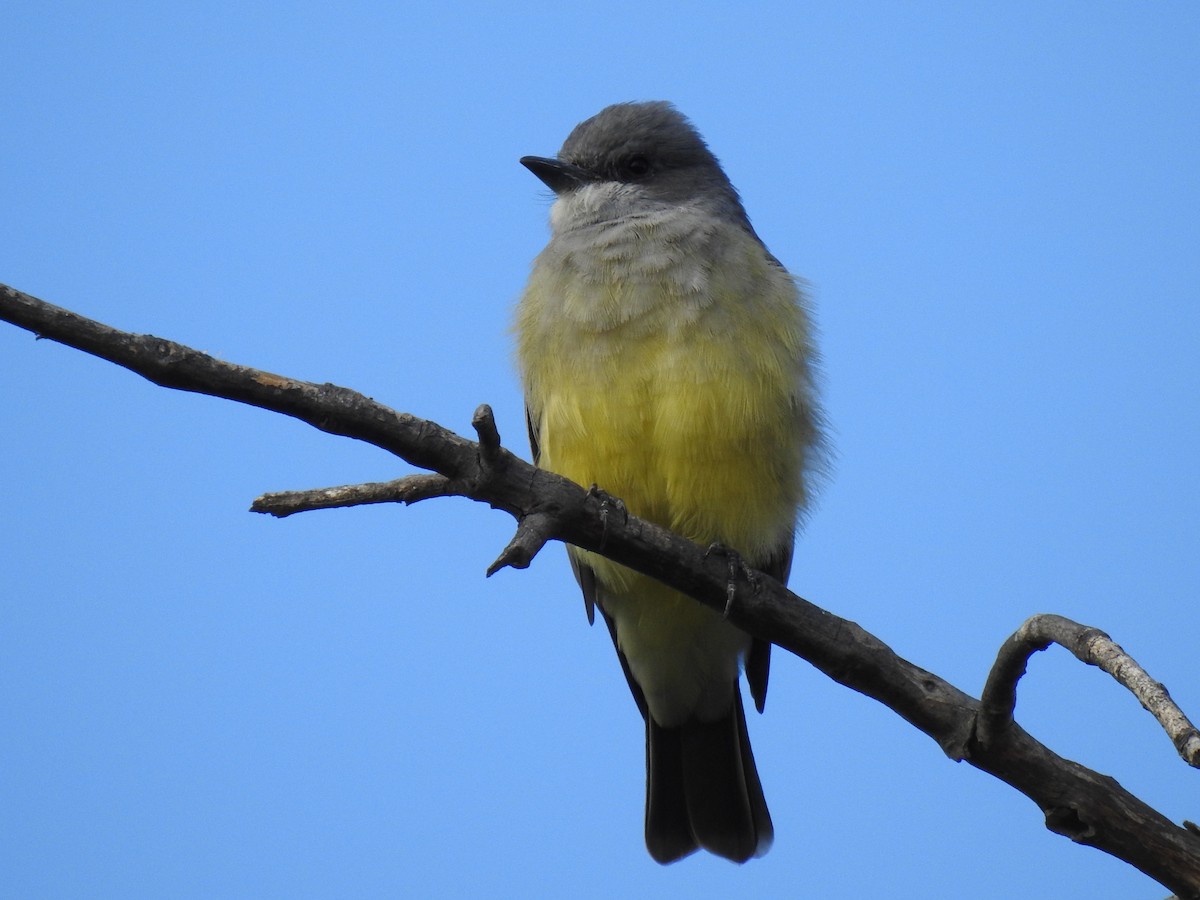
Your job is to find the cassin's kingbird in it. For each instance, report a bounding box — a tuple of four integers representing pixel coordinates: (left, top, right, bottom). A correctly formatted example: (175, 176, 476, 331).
(515, 101, 821, 864)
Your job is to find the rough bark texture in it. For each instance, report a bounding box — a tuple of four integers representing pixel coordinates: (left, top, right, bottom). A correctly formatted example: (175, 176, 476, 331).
(3, 282, 1198, 897)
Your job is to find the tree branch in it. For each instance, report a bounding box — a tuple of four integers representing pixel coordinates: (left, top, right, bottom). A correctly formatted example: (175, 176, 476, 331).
(251, 473, 457, 517)
(3, 282, 1198, 897)
(977, 614, 1200, 767)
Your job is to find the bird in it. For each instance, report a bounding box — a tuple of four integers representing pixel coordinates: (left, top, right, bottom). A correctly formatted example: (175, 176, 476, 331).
(514, 101, 822, 864)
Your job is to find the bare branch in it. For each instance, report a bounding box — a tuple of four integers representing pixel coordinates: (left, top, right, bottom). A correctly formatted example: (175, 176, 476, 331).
(0, 284, 482, 481)
(471, 403, 504, 466)
(977, 614, 1200, 768)
(487, 511, 557, 576)
(3, 282, 1199, 897)
(251, 474, 456, 518)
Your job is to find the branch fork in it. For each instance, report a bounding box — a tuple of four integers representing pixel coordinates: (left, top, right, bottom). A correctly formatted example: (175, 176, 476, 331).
(974, 613, 1200, 769)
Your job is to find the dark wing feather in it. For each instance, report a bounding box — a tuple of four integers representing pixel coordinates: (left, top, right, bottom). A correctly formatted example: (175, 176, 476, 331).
(746, 535, 795, 714)
(524, 404, 541, 465)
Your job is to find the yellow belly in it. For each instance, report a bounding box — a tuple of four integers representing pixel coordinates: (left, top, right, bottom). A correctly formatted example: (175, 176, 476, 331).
(516, 236, 815, 724)
(532, 296, 804, 562)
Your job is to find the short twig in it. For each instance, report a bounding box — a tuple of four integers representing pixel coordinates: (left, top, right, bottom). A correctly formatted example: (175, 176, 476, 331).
(472, 404, 503, 467)
(251, 474, 457, 517)
(487, 511, 556, 575)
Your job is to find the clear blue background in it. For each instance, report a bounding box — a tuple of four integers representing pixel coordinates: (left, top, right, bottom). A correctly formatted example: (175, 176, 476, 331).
(3, 3, 1197, 898)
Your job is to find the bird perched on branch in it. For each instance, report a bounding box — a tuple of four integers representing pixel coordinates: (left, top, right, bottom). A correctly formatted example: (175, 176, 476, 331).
(515, 101, 822, 863)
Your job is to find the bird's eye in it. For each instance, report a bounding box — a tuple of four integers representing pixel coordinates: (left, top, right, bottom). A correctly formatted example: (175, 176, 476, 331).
(623, 155, 651, 178)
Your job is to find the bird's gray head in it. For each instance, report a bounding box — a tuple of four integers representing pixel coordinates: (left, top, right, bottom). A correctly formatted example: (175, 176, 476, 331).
(521, 101, 750, 230)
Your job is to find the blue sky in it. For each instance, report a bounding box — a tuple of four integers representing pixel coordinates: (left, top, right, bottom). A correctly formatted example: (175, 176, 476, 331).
(3, 3, 1198, 897)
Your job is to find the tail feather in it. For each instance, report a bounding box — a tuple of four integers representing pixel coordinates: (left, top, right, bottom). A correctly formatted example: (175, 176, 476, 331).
(644, 724, 697, 864)
(645, 691, 773, 864)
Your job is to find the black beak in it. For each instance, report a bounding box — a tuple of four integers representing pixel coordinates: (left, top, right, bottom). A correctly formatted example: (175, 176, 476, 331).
(520, 156, 596, 194)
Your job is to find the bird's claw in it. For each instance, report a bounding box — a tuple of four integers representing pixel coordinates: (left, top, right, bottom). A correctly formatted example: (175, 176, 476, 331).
(587, 485, 627, 550)
(704, 543, 760, 619)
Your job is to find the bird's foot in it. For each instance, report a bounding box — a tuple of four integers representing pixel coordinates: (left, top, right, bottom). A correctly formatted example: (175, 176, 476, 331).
(704, 543, 760, 619)
(586, 485, 627, 550)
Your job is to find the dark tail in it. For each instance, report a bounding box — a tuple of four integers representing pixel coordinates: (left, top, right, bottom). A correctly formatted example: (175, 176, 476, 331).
(644, 690, 773, 864)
